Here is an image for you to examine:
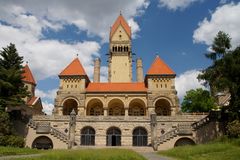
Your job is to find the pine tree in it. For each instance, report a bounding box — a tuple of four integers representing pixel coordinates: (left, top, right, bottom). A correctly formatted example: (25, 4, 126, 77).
(0, 43, 28, 111)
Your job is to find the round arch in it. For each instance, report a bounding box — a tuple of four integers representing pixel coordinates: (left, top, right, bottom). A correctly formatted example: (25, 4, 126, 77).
(108, 99, 125, 116)
(32, 136, 53, 149)
(63, 98, 78, 115)
(128, 99, 146, 116)
(81, 126, 95, 146)
(61, 96, 79, 106)
(86, 98, 104, 116)
(174, 138, 195, 147)
(106, 127, 121, 146)
(154, 98, 172, 116)
(132, 127, 148, 146)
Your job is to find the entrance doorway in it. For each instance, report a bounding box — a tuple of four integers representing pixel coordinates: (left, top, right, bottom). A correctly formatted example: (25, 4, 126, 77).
(106, 127, 121, 146)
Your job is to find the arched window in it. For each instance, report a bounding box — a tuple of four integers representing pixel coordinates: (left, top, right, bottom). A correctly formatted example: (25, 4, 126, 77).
(32, 136, 53, 149)
(106, 127, 121, 146)
(81, 127, 95, 146)
(133, 127, 148, 146)
(87, 99, 104, 116)
(129, 99, 146, 116)
(63, 99, 78, 115)
(155, 99, 171, 116)
(108, 99, 125, 116)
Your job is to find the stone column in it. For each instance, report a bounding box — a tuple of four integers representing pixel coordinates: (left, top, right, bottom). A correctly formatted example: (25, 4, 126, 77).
(125, 108, 129, 117)
(150, 113, 158, 151)
(68, 110, 76, 149)
(104, 108, 108, 116)
(93, 58, 101, 82)
(136, 58, 143, 82)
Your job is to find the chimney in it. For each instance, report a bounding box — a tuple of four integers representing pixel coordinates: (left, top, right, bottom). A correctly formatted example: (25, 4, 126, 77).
(93, 58, 101, 82)
(136, 58, 143, 82)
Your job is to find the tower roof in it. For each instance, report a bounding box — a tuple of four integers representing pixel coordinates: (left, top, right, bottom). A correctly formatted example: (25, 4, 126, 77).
(147, 56, 175, 75)
(110, 14, 131, 38)
(22, 64, 36, 85)
(59, 58, 87, 76)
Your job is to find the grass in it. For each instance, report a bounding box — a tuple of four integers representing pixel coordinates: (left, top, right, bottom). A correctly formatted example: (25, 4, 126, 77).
(1, 148, 146, 160)
(158, 138, 240, 160)
(0, 146, 42, 156)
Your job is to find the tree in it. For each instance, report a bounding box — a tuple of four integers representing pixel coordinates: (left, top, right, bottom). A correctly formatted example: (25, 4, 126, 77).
(198, 31, 240, 120)
(0, 43, 28, 111)
(181, 88, 216, 112)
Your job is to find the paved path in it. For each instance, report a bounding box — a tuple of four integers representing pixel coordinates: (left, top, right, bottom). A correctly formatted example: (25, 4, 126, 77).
(0, 154, 42, 160)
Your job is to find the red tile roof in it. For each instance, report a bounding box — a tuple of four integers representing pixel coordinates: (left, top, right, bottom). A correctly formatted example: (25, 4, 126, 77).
(22, 64, 36, 85)
(86, 83, 147, 92)
(59, 58, 87, 76)
(27, 96, 38, 106)
(110, 14, 131, 38)
(147, 56, 175, 75)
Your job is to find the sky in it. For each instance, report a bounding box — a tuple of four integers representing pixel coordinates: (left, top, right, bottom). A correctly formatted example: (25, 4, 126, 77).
(0, 0, 240, 114)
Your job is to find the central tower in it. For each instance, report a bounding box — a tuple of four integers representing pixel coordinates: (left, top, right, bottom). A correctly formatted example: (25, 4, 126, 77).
(108, 14, 132, 82)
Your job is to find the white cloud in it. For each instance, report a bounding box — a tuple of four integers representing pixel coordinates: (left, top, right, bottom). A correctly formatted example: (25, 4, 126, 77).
(128, 18, 140, 38)
(36, 89, 57, 100)
(41, 101, 54, 115)
(175, 69, 207, 102)
(158, 0, 201, 11)
(0, 0, 149, 41)
(0, 0, 150, 81)
(0, 23, 100, 80)
(193, 2, 240, 49)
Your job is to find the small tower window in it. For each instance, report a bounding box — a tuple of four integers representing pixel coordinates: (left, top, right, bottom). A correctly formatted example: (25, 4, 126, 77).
(165, 84, 167, 88)
(67, 85, 69, 88)
(156, 84, 158, 88)
(75, 85, 77, 88)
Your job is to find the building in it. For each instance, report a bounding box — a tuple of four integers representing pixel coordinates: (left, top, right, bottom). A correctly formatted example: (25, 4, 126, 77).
(25, 14, 222, 150)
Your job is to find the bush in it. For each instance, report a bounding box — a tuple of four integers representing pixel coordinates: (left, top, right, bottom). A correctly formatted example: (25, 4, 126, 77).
(227, 120, 240, 138)
(0, 135, 25, 147)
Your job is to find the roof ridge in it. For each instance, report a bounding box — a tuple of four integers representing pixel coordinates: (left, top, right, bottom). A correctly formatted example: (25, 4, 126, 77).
(147, 55, 175, 75)
(22, 64, 36, 85)
(110, 14, 131, 38)
(59, 58, 88, 76)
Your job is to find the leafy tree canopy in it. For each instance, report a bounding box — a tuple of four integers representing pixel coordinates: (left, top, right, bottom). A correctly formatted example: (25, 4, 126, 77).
(198, 31, 240, 120)
(181, 88, 216, 113)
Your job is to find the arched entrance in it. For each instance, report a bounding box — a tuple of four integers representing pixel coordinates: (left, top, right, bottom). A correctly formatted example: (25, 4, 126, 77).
(81, 126, 95, 146)
(129, 99, 146, 116)
(155, 99, 171, 116)
(132, 127, 148, 146)
(106, 127, 121, 146)
(174, 138, 195, 147)
(86, 99, 103, 116)
(63, 99, 78, 115)
(32, 136, 53, 149)
(108, 99, 125, 116)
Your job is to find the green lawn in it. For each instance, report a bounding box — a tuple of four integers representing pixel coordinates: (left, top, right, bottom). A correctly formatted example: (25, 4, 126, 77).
(158, 138, 240, 160)
(0, 146, 42, 156)
(1, 148, 146, 160)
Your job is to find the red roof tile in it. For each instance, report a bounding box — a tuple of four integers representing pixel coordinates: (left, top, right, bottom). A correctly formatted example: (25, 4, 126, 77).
(27, 96, 38, 106)
(147, 56, 175, 75)
(59, 58, 87, 76)
(86, 83, 147, 92)
(22, 64, 36, 85)
(110, 14, 131, 38)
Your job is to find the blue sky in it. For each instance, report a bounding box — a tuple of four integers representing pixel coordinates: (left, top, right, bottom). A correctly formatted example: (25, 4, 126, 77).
(0, 0, 240, 114)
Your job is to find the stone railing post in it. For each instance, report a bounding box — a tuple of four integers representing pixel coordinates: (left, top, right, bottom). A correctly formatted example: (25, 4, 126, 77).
(68, 109, 76, 149)
(150, 112, 158, 151)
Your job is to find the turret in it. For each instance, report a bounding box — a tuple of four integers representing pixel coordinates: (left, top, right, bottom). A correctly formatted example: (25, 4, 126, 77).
(93, 58, 101, 82)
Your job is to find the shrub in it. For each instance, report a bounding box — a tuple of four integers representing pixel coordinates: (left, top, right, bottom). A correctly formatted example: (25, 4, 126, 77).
(0, 135, 25, 147)
(227, 120, 240, 138)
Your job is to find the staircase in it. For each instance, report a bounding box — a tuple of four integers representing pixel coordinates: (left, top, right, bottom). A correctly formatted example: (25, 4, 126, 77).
(157, 115, 210, 146)
(191, 114, 210, 130)
(28, 119, 69, 144)
(157, 128, 178, 145)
